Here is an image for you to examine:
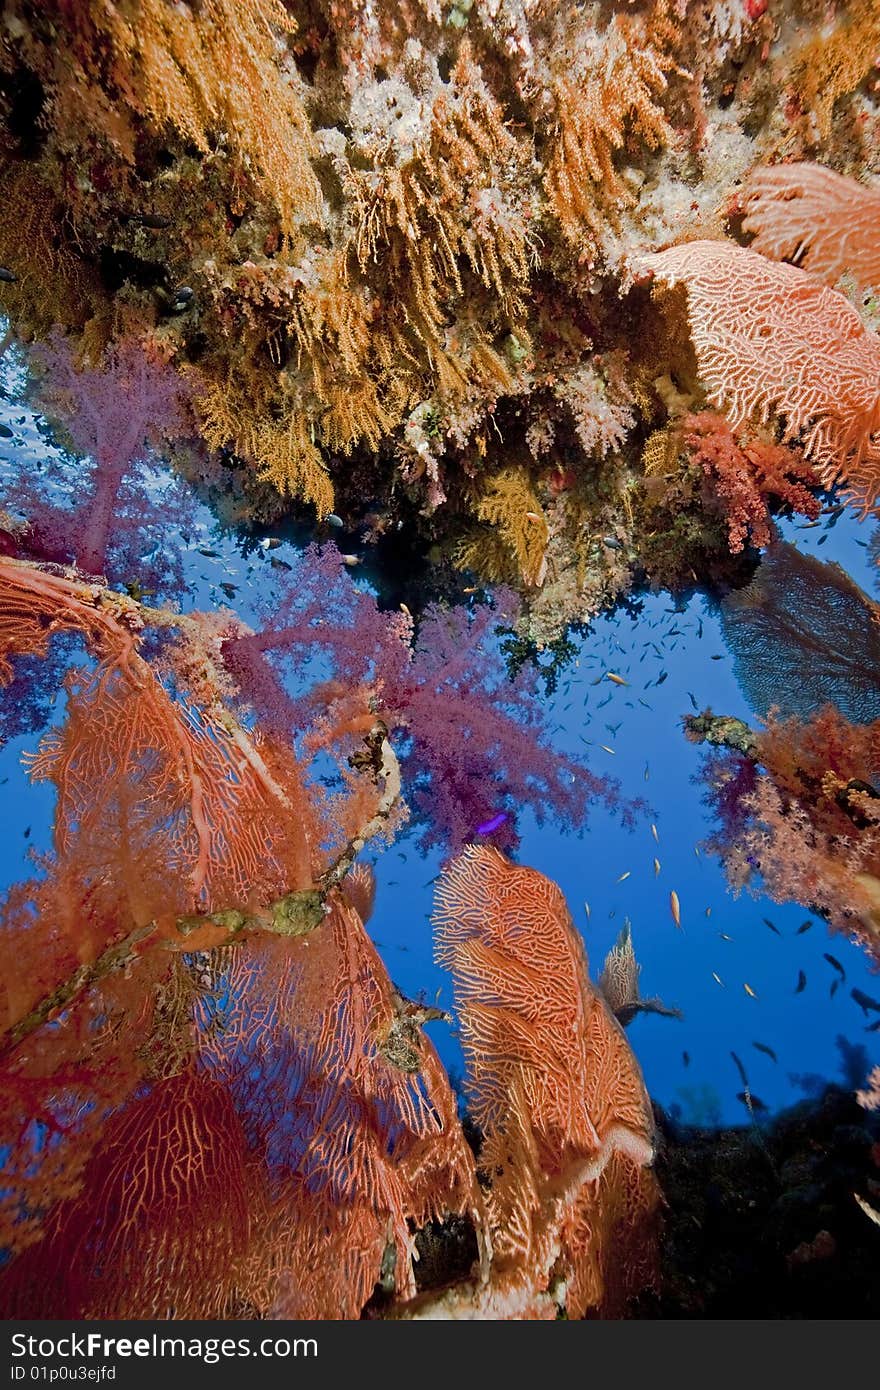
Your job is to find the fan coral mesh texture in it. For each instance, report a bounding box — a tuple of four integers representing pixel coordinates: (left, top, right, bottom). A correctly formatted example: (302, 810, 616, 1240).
(644, 240, 880, 514)
(743, 163, 880, 291)
(434, 845, 659, 1318)
(720, 543, 880, 724)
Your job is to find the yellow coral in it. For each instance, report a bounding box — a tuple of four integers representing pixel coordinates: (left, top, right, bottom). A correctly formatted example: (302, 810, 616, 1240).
(0, 164, 99, 340)
(192, 373, 334, 517)
(642, 426, 681, 478)
(471, 468, 548, 587)
(790, 0, 880, 140)
(32, 0, 321, 240)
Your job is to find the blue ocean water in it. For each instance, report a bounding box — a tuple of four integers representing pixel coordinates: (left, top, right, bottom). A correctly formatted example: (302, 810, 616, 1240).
(1, 347, 878, 1131)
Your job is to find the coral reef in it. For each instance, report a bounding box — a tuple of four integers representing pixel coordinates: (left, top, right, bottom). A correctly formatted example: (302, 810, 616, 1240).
(4, 0, 879, 638)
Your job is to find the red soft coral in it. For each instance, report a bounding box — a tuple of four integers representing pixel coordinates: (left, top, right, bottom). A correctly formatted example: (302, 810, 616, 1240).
(683, 411, 820, 553)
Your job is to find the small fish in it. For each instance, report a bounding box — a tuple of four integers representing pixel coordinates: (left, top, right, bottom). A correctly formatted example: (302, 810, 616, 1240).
(753, 1041, 778, 1063)
(584, 901, 591, 922)
(670, 890, 681, 928)
(605, 672, 628, 686)
(705, 907, 712, 918)
(270, 556, 292, 571)
(710, 654, 724, 661)
(743, 982, 758, 998)
(524, 511, 542, 523)
(688, 691, 698, 710)
(682, 1051, 690, 1068)
(616, 870, 631, 882)
(823, 953, 846, 981)
(260, 537, 283, 550)
(644, 763, 650, 781)
(719, 932, 733, 941)
(325, 513, 344, 528)
(476, 812, 508, 835)
(341, 554, 361, 567)
(796, 920, 813, 935)
(653, 858, 661, 876)
(694, 846, 701, 859)
(0, 423, 13, 438)
(794, 970, 807, 994)
(866, 1018, 880, 1032)
(600, 744, 615, 754)
(763, 917, 781, 936)
(830, 979, 840, 999)
(462, 586, 479, 594)
(198, 548, 220, 558)
(141, 212, 173, 229)
(651, 823, 659, 843)
(23, 826, 30, 840)
(602, 535, 622, 550)
(220, 582, 238, 599)
(656, 671, 668, 685)
(731, 1052, 749, 1088)
(712, 972, 724, 987)
(851, 987, 880, 1015)
(399, 602, 412, 618)
(0, 267, 17, 282)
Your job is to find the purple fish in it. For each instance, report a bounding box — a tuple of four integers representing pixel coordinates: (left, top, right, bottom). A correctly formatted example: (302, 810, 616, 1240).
(476, 812, 508, 836)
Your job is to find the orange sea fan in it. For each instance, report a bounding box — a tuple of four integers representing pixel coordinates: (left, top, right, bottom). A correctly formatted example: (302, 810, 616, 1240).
(743, 163, 880, 292)
(0, 558, 315, 918)
(433, 845, 659, 1318)
(644, 240, 880, 514)
(195, 899, 480, 1317)
(0, 1068, 255, 1318)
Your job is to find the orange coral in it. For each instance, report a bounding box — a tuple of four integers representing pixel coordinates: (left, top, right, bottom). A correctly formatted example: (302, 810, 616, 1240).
(0, 1069, 255, 1317)
(433, 845, 659, 1318)
(743, 163, 880, 291)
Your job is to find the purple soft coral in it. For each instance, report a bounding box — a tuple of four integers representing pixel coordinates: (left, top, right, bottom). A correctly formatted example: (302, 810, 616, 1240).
(7, 334, 192, 593)
(222, 545, 633, 854)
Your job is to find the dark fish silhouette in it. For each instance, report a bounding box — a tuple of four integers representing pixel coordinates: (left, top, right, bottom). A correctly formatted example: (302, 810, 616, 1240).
(796, 920, 813, 934)
(731, 1051, 749, 1088)
(656, 671, 668, 685)
(794, 970, 807, 994)
(830, 979, 840, 999)
(682, 1051, 690, 1068)
(851, 987, 880, 1016)
(823, 953, 846, 980)
(763, 917, 781, 936)
(866, 1018, 880, 1032)
(752, 1041, 778, 1063)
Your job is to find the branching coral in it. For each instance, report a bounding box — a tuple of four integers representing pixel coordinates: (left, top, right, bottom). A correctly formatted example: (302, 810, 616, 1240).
(682, 411, 820, 553)
(1, 0, 322, 240)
